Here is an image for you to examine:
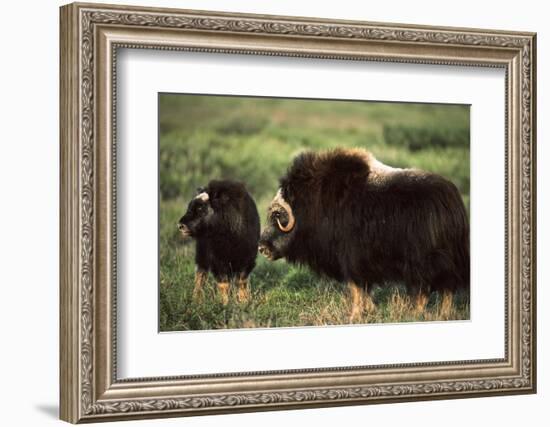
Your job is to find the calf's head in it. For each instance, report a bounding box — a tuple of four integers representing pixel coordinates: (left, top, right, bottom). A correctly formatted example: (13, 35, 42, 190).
(259, 189, 296, 260)
(178, 189, 214, 238)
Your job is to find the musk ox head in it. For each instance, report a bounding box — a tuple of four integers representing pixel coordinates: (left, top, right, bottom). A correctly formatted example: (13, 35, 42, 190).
(258, 189, 296, 260)
(178, 188, 214, 238)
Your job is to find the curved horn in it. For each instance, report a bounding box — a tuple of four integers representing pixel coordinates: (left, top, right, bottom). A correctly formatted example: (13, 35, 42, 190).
(274, 189, 295, 233)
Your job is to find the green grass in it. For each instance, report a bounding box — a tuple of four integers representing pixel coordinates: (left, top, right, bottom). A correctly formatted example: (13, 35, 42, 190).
(159, 95, 470, 331)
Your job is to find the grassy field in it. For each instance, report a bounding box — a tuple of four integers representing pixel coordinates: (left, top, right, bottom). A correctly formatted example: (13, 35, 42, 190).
(159, 94, 470, 331)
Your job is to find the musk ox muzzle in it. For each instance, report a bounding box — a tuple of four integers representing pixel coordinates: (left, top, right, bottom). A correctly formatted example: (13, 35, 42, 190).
(177, 222, 192, 238)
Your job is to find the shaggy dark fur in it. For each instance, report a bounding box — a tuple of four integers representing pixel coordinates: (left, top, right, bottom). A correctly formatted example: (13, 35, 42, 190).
(259, 149, 470, 300)
(178, 180, 260, 284)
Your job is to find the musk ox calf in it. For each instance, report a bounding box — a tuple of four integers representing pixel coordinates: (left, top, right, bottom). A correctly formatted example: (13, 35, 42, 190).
(258, 148, 470, 322)
(178, 180, 260, 304)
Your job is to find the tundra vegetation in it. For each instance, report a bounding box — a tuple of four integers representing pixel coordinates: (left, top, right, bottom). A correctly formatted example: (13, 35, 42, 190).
(159, 94, 470, 331)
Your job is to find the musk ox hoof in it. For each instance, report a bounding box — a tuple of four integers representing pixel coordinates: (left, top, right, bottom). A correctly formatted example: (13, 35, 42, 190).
(217, 282, 230, 305)
(348, 306, 363, 324)
(413, 293, 429, 314)
(237, 288, 250, 303)
(192, 287, 204, 303)
(237, 277, 250, 303)
(439, 290, 454, 320)
(363, 294, 377, 314)
(348, 314, 362, 324)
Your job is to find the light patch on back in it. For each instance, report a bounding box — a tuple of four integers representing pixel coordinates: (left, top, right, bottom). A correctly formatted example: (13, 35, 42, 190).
(333, 148, 409, 185)
(370, 157, 401, 174)
(367, 155, 404, 184)
(195, 192, 209, 202)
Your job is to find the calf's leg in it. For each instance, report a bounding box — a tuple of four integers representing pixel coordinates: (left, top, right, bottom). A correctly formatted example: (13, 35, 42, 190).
(192, 269, 207, 301)
(237, 273, 250, 303)
(217, 281, 230, 305)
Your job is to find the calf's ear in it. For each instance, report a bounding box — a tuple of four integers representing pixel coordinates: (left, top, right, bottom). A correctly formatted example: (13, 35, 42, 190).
(196, 186, 206, 194)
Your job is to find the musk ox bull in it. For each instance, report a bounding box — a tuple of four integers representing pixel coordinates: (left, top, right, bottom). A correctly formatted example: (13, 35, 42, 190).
(258, 148, 469, 322)
(178, 180, 260, 304)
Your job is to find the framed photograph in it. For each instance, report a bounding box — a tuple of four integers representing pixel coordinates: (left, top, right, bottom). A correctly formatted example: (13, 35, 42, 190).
(60, 2, 537, 423)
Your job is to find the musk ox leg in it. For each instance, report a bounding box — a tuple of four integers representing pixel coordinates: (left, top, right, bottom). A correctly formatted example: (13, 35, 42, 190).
(193, 269, 208, 302)
(237, 274, 250, 303)
(407, 275, 430, 313)
(408, 283, 429, 313)
(348, 282, 364, 323)
(217, 281, 230, 305)
(440, 290, 454, 319)
(413, 292, 429, 313)
(363, 284, 376, 314)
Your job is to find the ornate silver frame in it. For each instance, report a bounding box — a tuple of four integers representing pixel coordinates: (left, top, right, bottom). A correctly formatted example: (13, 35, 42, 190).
(60, 2, 537, 423)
